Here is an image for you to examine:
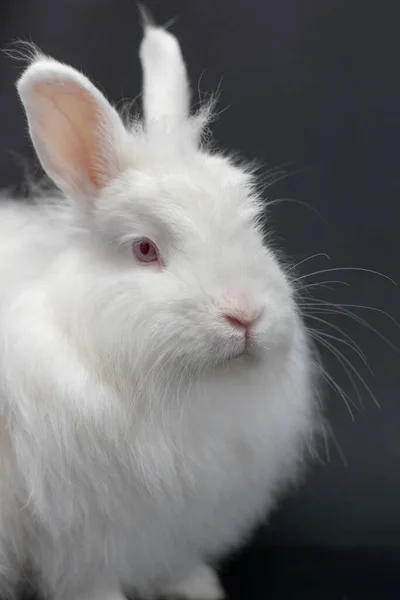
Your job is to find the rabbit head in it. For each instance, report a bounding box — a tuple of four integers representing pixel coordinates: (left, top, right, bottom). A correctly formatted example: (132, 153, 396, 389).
(16, 22, 297, 380)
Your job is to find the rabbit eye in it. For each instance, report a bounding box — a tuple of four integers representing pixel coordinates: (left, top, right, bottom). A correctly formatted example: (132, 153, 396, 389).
(132, 238, 159, 264)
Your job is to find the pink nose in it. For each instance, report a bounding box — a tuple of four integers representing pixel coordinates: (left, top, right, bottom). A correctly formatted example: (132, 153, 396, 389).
(224, 311, 262, 330)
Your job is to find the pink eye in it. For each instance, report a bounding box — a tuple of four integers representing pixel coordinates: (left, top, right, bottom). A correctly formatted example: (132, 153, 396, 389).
(132, 238, 159, 264)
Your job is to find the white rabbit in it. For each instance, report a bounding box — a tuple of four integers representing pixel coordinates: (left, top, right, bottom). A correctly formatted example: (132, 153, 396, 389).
(0, 15, 320, 600)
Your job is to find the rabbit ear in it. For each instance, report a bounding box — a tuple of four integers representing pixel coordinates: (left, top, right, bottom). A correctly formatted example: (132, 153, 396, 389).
(17, 58, 128, 200)
(139, 10, 190, 128)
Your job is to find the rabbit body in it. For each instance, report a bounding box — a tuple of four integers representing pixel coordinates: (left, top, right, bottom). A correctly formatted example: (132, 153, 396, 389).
(0, 19, 319, 600)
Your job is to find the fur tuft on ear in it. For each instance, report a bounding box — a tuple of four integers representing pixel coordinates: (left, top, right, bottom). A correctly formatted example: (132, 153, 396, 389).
(17, 58, 128, 200)
(139, 13, 190, 128)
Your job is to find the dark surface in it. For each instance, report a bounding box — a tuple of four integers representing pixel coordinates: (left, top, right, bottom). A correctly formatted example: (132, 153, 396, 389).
(1, 0, 400, 597)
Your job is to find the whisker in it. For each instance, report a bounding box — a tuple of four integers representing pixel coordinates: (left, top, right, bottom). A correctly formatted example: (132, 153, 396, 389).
(318, 363, 356, 422)
(299, 302, 399, 353)
(262, 165, 312, 189)
(264, 197, 327, 222)
(306, 316, 369, 366)
(293, 266, 397, 285)
(288, 253, 331, 272)
(312, 331, 379, 408)
(297, 279, 350, 291)
(301, 298, 400, 327)
(324, 422, 348, 467)
(261, 159, 299, 175)
(311, 332, 364, 410)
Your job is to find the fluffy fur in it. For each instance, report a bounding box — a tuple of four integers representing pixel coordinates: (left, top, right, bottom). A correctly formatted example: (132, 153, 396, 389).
(0, 17, 320, 600)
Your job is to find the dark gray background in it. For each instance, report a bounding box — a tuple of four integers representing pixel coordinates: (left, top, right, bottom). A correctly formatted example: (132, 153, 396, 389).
(1, 1, 400, 597)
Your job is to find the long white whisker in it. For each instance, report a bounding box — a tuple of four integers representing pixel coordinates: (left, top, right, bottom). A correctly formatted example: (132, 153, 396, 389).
(294, 267, 397, 285)
(287, 253, 331, 272)
(311, 332, 364, 409)
(297, 279, 350, 291)
(305, 314, 369, 365)
(300, 298, 400, 327)
(264, 197, 327, 222)
(262, 165, 312, 189)
(299, 303, 399, 352)
(312, 331, 379, 408)
(323, 422, 348, 467)
(319, 363, 356, 421)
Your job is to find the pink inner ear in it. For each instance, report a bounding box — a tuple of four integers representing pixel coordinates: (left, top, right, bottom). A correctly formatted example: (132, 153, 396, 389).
(34, 81, 112, 190)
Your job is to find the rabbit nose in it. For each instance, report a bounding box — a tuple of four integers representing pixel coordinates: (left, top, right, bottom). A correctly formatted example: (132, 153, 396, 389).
(224, 309, 263, 331)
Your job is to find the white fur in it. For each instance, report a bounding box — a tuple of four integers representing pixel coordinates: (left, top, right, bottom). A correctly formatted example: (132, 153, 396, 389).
(0, 17, 320, 600)
(163, 564, 226, 599)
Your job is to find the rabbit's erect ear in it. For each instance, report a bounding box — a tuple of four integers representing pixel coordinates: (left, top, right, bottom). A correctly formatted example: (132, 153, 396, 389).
(139, 14, 190, 128)
(17, 58, 128, 200)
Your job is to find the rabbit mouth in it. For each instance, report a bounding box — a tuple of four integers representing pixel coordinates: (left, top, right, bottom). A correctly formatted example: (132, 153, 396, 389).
(224, 329, 255, 360)
(227, 338, 261, 362)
